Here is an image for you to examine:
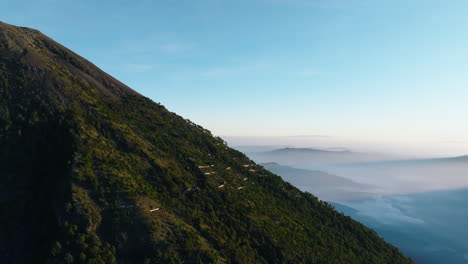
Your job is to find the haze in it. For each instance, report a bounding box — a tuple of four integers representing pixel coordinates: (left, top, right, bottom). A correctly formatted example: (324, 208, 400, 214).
(3, 0, 468, 155)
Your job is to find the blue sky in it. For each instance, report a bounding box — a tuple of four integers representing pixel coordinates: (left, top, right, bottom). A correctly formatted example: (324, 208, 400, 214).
(2, 0, 468, 154)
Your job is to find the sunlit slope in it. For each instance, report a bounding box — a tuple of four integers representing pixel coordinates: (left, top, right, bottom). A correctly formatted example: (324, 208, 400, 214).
(0, 21, 414, 264)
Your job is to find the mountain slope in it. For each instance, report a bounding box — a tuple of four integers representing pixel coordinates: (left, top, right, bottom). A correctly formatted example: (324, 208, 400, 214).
(0, 21, 414, 264)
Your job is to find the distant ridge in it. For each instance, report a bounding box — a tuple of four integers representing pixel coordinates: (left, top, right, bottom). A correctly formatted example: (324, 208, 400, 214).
(270, 147, 352, 154)
(261, 162, 374, 201)
(248, 147, 399, 168)
(338, 154, 468, 168)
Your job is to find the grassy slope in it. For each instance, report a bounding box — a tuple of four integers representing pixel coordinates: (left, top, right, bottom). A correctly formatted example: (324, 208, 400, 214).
(0, 22, 414, 264)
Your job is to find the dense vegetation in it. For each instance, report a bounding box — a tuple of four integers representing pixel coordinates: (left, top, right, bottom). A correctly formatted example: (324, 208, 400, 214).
(0, 21, 415, 264)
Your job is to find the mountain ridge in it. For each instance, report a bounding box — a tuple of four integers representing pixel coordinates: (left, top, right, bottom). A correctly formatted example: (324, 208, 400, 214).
(0, 21, 414, 264)
(269, 147, 353, 154)
(246, 147, 401, 169)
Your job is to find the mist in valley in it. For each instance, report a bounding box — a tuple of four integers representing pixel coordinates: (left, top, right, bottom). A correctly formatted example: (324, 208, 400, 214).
(229, 137, 468, 264)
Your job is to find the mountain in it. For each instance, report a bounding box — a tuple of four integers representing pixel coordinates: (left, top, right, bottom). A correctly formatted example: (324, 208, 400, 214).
(261, 162, 375, 201)
(0, 21, 414, 264)
(445, 155, 468, 162)
(340, 155, 468, 168)
(323, 154, 468, 195)
(246, 147, 401, 169)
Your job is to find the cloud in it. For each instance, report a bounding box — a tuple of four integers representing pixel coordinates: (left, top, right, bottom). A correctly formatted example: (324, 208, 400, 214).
(297, 70, 323, 77)
(346, 197, 425, 225)
(263, 0, 375, 9)
(439, 139, 468, 145)
(124, 63, 154, 73)
(199, 61, 325, 80)
(200, 67, 233, 78)
(200, 62, 272, 78)
(113, 32, 195, 57)
(159, 43, 194, 53)
(286, 135, 330, 138)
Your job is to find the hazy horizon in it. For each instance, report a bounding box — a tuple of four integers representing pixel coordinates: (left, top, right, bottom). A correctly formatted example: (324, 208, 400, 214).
(222, 135, 468, 158)
(2, 0, 468, 155)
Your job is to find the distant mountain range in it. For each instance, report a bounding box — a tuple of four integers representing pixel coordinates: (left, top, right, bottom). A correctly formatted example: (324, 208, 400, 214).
(252, 146, 468, 263)
(245, 147, 468, 195)
(244, 147, 402, 169)
(340, 154, 468, 168)
(261, 162, 375, 201)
